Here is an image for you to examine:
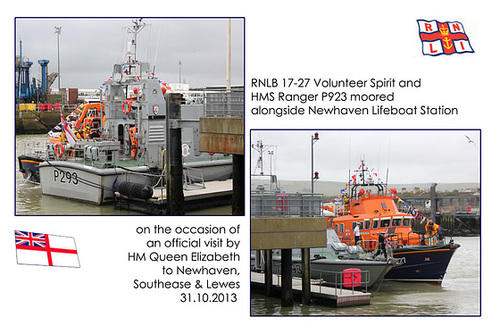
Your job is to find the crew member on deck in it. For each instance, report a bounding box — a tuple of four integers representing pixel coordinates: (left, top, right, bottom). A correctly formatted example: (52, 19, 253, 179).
(354, 222, 361, 245)
(84, 126, 90, 139)
(129, 126, 138, 158)
(89, 129, 100, 139)
(375, 232, 387, 259)
(425, 220, 441, 245)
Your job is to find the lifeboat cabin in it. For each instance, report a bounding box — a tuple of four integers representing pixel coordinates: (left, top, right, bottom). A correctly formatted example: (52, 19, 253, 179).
(326, 180, 423, 251)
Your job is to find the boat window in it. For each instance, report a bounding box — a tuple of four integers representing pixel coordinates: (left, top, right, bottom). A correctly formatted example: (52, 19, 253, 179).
(381, 218, 391, 227)
(373, 218, 379, 229)
(352, 222, 357, 230)
(392, 218, 402, 227)
(334, 224, 339, 234)
(365, 219, 371, 230)
(340, 223, 344, 234)
(403, 218, 411, 227)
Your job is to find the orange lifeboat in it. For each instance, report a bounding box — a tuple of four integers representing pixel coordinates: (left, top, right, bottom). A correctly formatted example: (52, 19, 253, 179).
(331, 161, 423, 251)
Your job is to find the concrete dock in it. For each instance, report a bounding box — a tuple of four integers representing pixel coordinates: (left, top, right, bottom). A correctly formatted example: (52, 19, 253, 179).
(251, 272, 371, 308)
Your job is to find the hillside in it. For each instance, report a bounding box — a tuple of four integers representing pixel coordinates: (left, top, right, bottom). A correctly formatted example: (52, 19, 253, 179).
(251, 180, 479, 197)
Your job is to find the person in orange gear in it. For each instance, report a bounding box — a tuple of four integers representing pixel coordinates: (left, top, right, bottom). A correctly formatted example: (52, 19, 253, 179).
(129, 126, 138, 158)
(425, 220, 441, 245)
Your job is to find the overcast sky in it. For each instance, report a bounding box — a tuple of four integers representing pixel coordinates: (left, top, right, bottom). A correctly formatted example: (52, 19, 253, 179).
(251, 130, 480, 184)
(15, 17, 244, 90)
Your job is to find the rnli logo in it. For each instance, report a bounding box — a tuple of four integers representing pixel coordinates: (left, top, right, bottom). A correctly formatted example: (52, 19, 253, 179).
(417, 20, 474, 56)
(152, 88, 158, 96)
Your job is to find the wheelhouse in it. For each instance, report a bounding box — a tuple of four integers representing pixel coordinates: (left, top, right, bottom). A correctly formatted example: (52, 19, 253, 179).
(327, 162, 421, 250)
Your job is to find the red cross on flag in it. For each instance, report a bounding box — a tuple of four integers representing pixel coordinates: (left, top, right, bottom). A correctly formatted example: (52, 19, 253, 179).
(417, 20, 474, 56)
(15, 230, 80, 268)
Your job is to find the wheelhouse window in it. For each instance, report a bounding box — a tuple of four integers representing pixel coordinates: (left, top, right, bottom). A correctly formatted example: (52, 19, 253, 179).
(352, 222, 357, 230)
(403, 217, 411, 227)
(340, 223, 344, 234)
(365, 219, 371, 230)
(373, 218, 379, 229)
(392, 217, 402, 227)
(334, 223, 339, 234)
(381, 218, 391, 228)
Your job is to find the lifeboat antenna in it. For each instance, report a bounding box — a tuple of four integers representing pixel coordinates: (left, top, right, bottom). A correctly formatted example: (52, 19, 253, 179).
(251, 140, 278, 191)
(386, 132, 392, 185)
(348, 131, 352, 192)
(360, 155, 366, 185)
(126, 18, 146, 64)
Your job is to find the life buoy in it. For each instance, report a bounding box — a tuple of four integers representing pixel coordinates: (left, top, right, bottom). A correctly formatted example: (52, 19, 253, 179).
(122, 100, 132, 115)
(55, 142, 64, 158)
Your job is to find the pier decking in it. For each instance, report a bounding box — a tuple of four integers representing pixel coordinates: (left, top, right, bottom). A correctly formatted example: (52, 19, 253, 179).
(114, 179, 233, 214)
(251, 272, 371, 308)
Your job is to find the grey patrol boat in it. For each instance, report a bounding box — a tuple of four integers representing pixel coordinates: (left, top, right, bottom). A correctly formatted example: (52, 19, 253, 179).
(38, 19, 232, 204)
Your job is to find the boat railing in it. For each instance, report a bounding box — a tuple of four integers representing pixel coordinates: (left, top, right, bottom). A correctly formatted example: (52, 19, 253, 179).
(20, 141, 45, 157)
(251, 191, 324, 217)
(315, 268, 370, 295)
(204, 90, 244, 117)
(387, 230, 448, 247)
(267, 262, 370, 295)
(183, 167, 206, 190)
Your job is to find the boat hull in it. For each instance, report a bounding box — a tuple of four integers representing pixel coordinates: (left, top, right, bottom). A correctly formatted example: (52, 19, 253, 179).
(38, 159, 232, 205)
(384, 242, 460, 282)
(18, 155, 44, 184)
(308, 259, 394, 288)
(38, 161, 152, 204)
(251, 255, 394, 288)
(184, 159, 233, 182)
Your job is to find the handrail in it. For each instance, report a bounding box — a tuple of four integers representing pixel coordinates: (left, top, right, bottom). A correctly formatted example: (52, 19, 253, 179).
(183, 166, 206, 190)
(266, 262, 370, 295)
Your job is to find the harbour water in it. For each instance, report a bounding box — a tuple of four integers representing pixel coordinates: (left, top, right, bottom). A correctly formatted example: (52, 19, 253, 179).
(15, 134, 231, 215)
(251, 236, 480, 316)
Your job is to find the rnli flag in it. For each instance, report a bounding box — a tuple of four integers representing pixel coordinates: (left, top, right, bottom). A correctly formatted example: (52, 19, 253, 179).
(15, 231, 80, 268)
(417, 20, 474, 56)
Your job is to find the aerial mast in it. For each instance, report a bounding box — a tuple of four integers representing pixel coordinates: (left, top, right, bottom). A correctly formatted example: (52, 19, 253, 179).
(126, 18, 146, 72)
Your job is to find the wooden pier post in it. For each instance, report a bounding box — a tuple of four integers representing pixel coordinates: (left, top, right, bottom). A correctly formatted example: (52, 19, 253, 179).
(301, 248, 311, 305)
(281, 249, 293, 306)
(232, 153, 244, 215)
(264, 249, 273, 297)
(167, 93, 185, 215)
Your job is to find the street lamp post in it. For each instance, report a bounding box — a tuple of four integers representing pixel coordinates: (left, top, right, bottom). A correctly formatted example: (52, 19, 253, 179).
(178, 61, 182, 83)
(54, 26, 62, 90)
(311, 132, 319, 193)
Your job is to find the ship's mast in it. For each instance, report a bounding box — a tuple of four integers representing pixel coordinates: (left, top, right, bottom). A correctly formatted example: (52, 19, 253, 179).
(125, 19, 146, 73)
(360, 158, 366, 185)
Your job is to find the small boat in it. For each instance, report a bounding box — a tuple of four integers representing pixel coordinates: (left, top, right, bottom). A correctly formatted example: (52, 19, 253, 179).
(251, 230, 400, 289)
(18, 19, 232, 204)
(18, 154, 44, 184)
(324, 159, 460, 283)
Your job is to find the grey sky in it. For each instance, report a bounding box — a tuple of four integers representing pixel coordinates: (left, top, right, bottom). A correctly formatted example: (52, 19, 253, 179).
(251, 130, 480, 184)
(15, 17, 244, 90)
